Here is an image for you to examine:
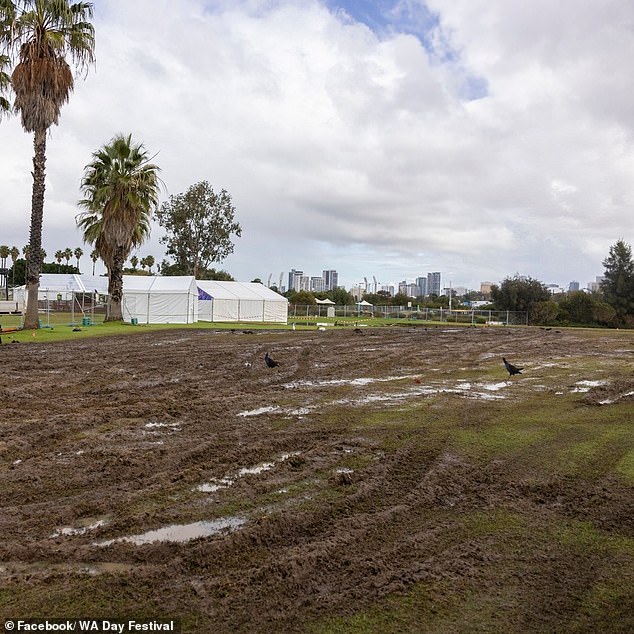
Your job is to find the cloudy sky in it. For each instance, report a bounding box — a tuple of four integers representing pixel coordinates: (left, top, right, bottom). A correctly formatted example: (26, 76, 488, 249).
(2, 0, 633, 291)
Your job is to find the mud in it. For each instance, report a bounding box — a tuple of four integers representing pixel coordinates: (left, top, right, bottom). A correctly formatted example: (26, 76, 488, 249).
(0, 325, 633, 632)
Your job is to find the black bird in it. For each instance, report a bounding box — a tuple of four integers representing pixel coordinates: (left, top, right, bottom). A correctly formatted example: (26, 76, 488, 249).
(502, 357, 523, 377)
(264, 352, 280, 368)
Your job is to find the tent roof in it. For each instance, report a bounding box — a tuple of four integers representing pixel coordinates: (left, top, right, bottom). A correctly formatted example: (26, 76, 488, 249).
(196, 281, 287, 302)
(36, 273, 109, 293)
(357, 300, 373, 306)
(315, 298, 335, 304)
(123, 275, 197, 293)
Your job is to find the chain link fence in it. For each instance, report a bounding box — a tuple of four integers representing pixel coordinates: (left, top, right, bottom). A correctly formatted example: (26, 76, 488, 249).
(288, 304, 528, 325)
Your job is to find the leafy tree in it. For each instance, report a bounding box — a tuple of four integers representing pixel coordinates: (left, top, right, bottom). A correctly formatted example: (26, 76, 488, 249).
(158, 260, 234, 280)
(287, 290, 315, 305)
(77, 134, 161, 321)
(155, 180, 242, 278)
(558, 291, 596, 325)
(327, 286, 355, 305)
(601, 239, 634, 325)
(491, 275, 550, 324)
(1, 0, 95, 329)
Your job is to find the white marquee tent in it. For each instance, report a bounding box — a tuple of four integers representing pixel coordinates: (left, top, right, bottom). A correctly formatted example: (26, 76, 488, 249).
(122, 275, 198, 324)
(197, 281, 287, 323)
(15, 274, 198, 324)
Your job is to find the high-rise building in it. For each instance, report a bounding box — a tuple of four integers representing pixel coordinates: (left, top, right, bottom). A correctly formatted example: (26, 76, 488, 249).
(323, 270, 338, 291)
(416, 276, 427, 297)
(288, 269, 303, 292)
(427, 272, 441, 296)
(311, 276, 325, 292)
(568, 281, 580, 292)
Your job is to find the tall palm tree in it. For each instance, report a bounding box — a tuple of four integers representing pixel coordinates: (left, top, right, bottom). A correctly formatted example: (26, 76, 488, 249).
(9, 245, 19, 286)
(129, 254, 138, 272)
(0, 244, 9, 269)
(73, 246, 82, 272)
(90, 248, 97, 274)
(0, 0, 95, 329)
(77, 134, 161, 321)
(54, 248, 63, 271)
(63, 246, 72, 267)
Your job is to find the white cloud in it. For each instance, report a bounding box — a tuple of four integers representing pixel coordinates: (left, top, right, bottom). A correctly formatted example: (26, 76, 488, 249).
(1, 0, 633, 291)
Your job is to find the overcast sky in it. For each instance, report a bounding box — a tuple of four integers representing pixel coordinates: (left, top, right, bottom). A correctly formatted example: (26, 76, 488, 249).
(2, 0, 633, 291)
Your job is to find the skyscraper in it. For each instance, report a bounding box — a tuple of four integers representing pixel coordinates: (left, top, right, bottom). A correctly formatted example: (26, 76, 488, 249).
(427, 272, 441, 296)
(323, 269, 338, 291)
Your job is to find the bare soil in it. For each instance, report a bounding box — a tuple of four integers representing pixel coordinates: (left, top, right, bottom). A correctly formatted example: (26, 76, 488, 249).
(0, 325, 633, 632)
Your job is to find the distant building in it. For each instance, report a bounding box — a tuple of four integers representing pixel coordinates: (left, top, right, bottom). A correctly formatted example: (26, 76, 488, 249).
(323, 270, 338, 291)
(416, 276, 427, 297)
(480, 281, 494, 296)
(568, 281, 580, 292)
(288, 269, 303, 292)
(587, 276, 604, 293)
(427, 272, 441, 296)
(381, 285, 395, 297)
(311, 276, 325, 292)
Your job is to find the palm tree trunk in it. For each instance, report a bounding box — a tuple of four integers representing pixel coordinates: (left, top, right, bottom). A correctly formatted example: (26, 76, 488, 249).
(23, 129, 47, 330)
(106, 247, 125, 321)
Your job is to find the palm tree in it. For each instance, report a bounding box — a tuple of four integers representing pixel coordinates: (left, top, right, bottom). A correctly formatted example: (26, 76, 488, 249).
(0, 0, 95, 329)
(73, 246, 83, 272)
(0, 53, 10, 116)
(129, 254, 138, 271)
(144, 254, 155, 274)
(63, 246, 72, 267)
(54, 249, 63, 271)
(90, 248, 98, 274)
(0, 244, 9, 269)
(77, 134, 161, 321)
(9, 245, 19, 286)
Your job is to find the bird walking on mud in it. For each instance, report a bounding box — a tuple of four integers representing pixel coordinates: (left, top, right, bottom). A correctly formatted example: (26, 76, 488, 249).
(502, 357, 523, 377)
(264, 352, 280, 368)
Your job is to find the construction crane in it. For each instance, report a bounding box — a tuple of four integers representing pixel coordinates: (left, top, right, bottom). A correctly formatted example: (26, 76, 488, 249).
(267, 273, 272, 287)
(373, 275, 378, 293)
(278, 272, 283, 291)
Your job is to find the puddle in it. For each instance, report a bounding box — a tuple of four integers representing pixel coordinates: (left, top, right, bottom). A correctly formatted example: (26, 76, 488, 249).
(238, 406, 280, 417)
(238, 462, 275, 476)
(284, 374, 420, 389)
(196, 477, 235, 493)
(145, 422, 180, 430)
(50, 519, 107, 538)
(195, 453, 301, 494)
(94, 516, 246, 546)
(572, 380, 607, 393)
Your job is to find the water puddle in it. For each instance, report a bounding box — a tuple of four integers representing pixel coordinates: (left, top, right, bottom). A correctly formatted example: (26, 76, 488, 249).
(50, 519, 107, 538)
(195, 453, 300, 494)
(284, 375, 421, 389)
(238, 406, 280, 417)
(571, 380, 607, 393)
(94, 516, 246, 546)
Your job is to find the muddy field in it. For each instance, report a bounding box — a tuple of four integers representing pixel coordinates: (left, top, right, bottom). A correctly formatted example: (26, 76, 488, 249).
(1, 325, 633, 632)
